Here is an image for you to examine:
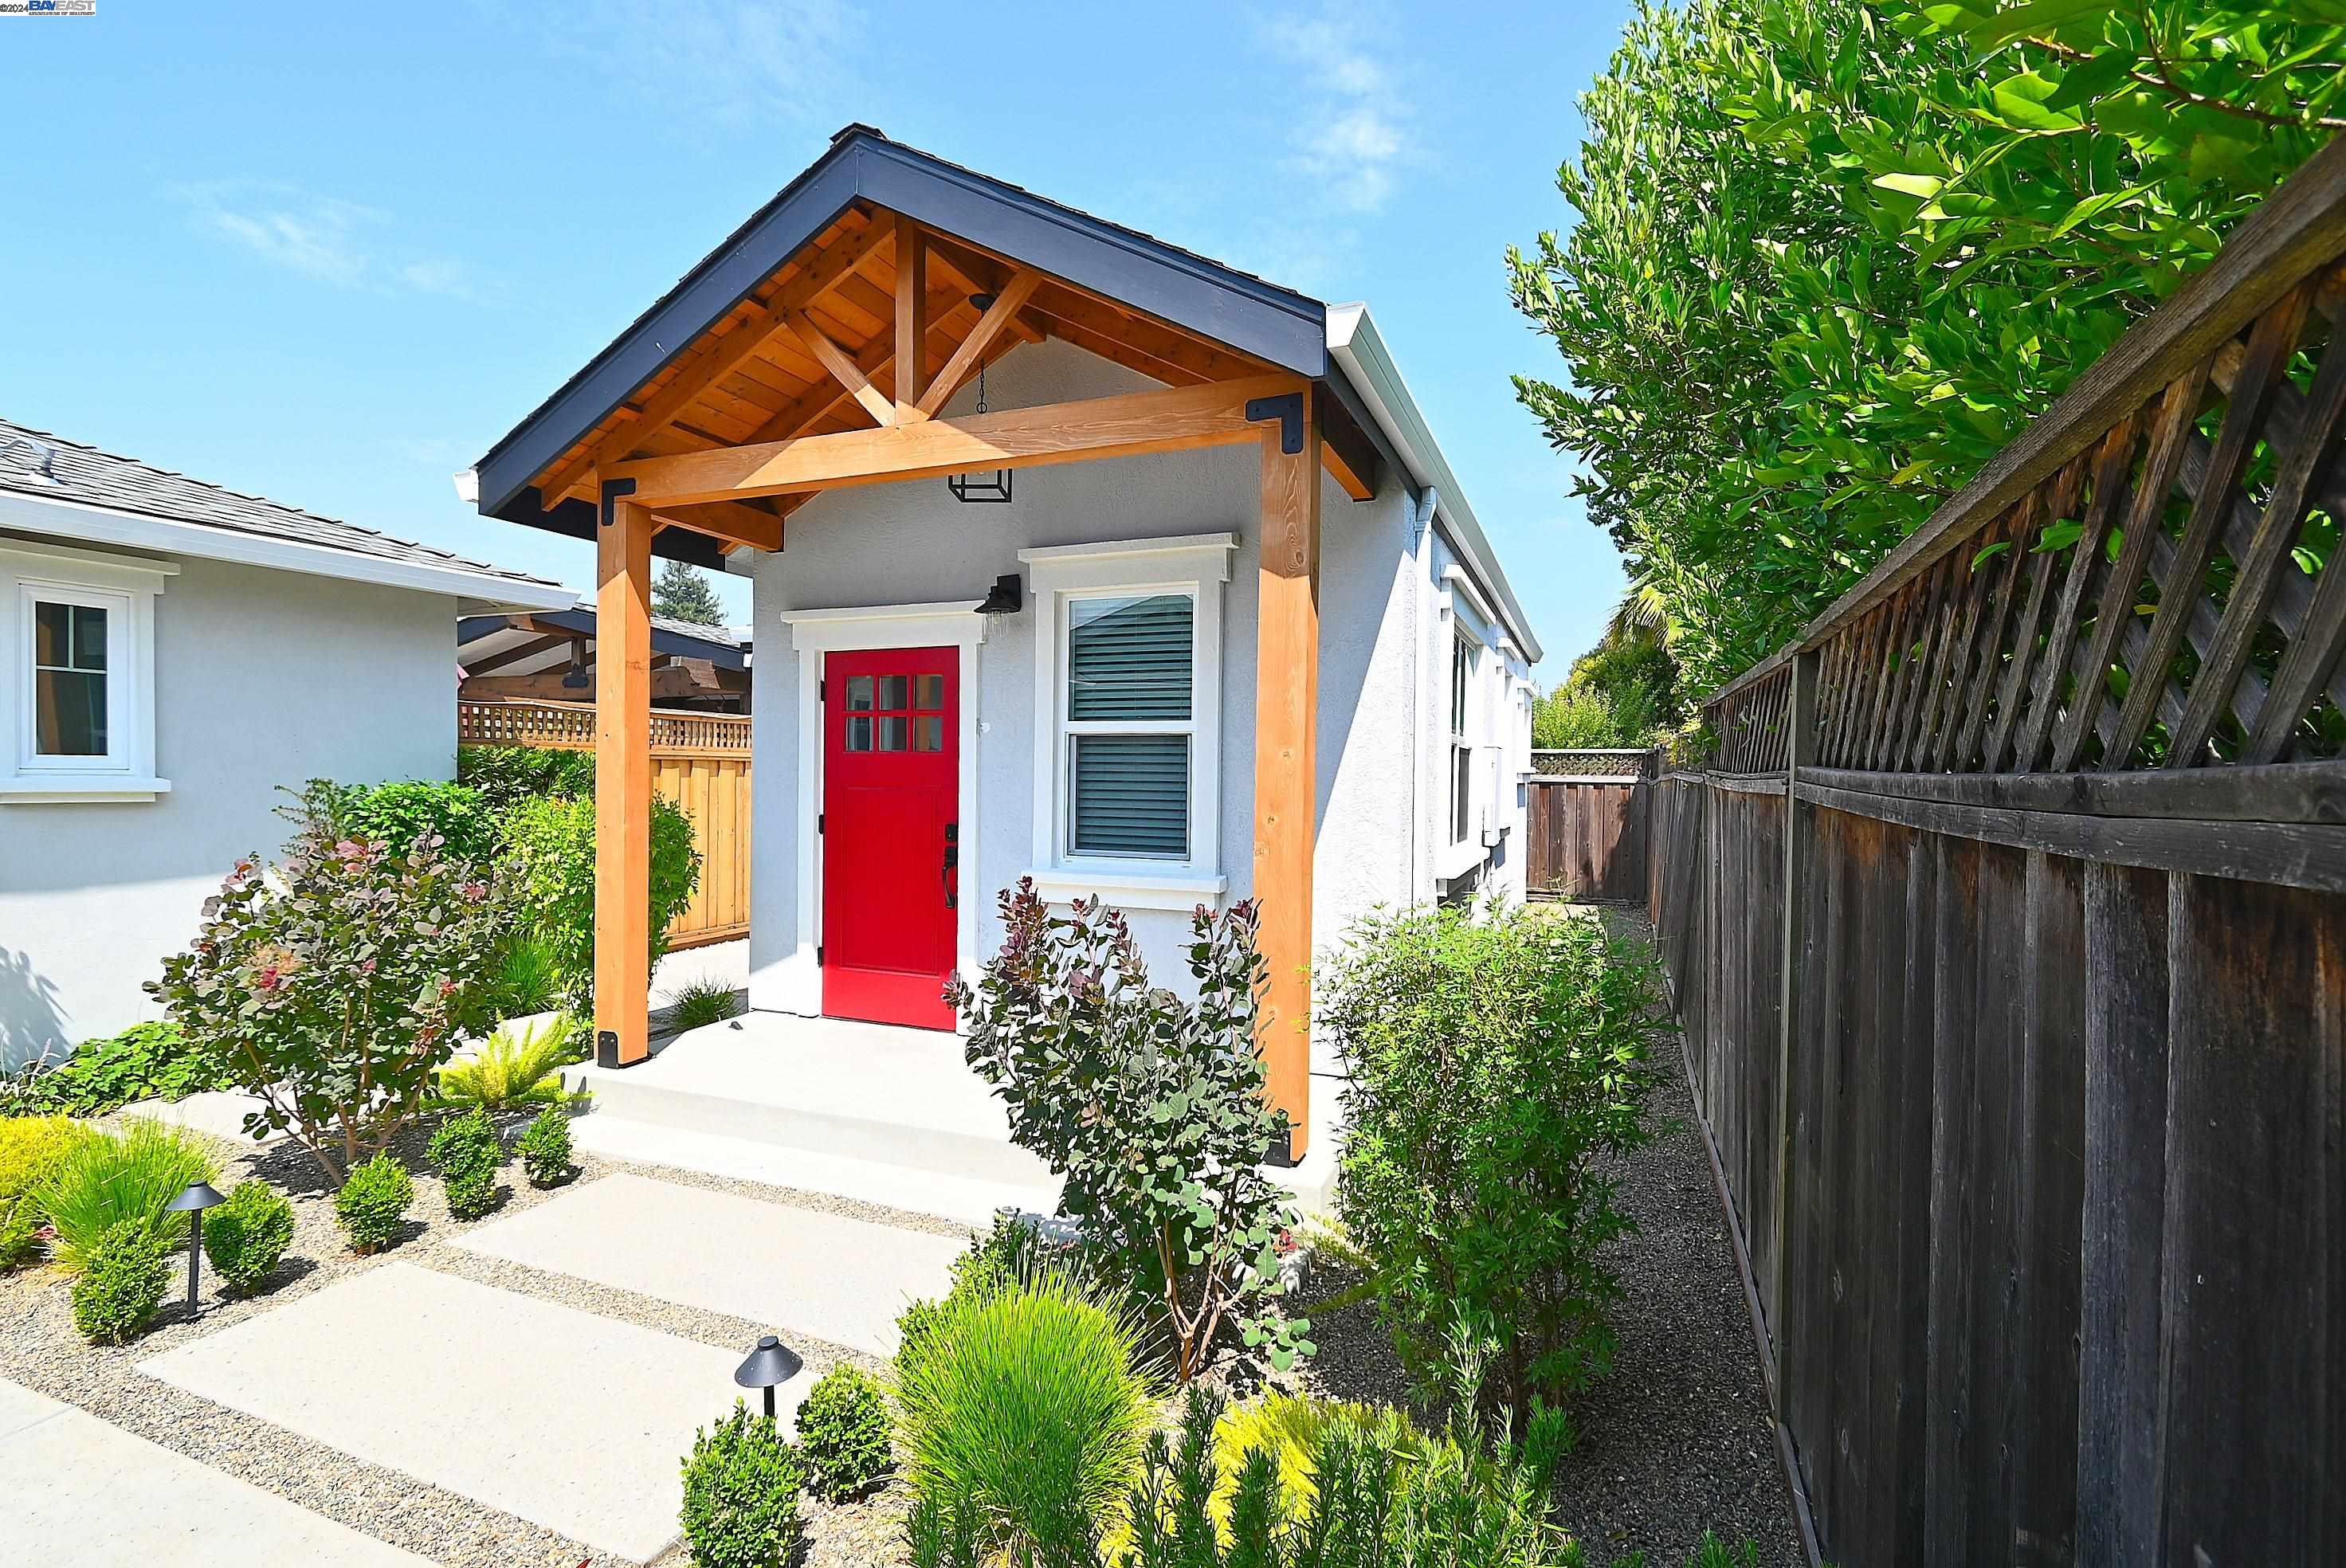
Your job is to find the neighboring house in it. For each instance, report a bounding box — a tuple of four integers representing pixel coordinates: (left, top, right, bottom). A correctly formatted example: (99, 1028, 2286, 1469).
(457, 602, 752, 711)
(0, 420, 573, 1062)
(461, 126, 1540, 1160)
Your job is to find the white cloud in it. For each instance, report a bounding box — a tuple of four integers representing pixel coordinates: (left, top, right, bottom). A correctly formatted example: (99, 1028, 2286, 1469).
(495, 0, 861, 127)
(1261, 6, 1416, 215)
(175, 182, 483, 300)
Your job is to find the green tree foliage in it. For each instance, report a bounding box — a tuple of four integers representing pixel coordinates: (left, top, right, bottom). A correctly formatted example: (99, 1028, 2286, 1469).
(1535, 588, 1681, 747)
(1511, 0, 2339, 689)
(293, 778, 502, 867)
(501, 793, 700, 1011)
(653, 557, 728, 626)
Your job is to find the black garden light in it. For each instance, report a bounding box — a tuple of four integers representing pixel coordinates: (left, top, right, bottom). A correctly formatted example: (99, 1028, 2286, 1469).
(165, 1181, 226, 1319)
(975, 573, 1024, 617)
(734, 1333, 803, 1421)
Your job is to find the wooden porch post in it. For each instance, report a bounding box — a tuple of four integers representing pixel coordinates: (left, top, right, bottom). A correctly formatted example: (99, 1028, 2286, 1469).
(594, 484, 654, 1067)
(1252, 389, 1320, 1163)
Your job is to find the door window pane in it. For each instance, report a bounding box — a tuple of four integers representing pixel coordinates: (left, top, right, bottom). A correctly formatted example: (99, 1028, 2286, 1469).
(877, 675, 909, 711)
(915, 673, 944, 710)
(32, 600, 110, 757)
(845, 716, 873, 751)
(877, 716, 909, 751)
(1069, 594, 1191, 721)
(1070, 735, 1187, 858)
(914, 715, 944, 752)
(844, 676, 874, 711)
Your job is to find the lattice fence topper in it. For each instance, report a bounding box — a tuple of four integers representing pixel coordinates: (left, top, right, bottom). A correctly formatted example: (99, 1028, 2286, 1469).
(457, 697, 751, 754)
(1532, 748, 1655, 778)
(1701, 164, 2346, 778)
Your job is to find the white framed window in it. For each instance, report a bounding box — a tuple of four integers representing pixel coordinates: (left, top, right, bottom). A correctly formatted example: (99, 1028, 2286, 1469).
(1450, 632, 1473, 845)
(1022, 533, 1234, 910)
(1, 539, 174, 802)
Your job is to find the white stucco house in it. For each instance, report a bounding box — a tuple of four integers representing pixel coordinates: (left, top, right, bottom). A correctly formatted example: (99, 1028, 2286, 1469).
(0, 420, 573, 1064)
(462, 127, 1541, 1169)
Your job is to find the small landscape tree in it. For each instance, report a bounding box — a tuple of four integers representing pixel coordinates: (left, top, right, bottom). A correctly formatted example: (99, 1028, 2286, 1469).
(148, 807, 508, 1186)
(951, 881, 1308, 1382)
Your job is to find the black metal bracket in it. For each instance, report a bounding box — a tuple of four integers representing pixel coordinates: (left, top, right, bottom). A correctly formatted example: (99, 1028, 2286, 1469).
(1261, 1123, 1300, 1169)
(595, 1029, 622, 1068)
(1245, 393, 1305, 455)
(598, 476, 638, 529)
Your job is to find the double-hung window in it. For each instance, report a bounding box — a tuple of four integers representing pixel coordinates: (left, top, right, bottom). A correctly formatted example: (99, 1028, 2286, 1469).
(2, 542, 172, 802)
(1022, 534, 1233, 909)
(1450, 633, 1473, 845)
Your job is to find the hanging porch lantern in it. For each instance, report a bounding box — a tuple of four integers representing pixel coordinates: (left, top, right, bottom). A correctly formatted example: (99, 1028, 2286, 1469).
(946, 299, 1013, 504)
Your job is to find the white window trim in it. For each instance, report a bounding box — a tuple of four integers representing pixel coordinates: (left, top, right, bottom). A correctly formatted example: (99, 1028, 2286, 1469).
(772, 600, 987, 1019)
(1019, 534, 1234, 911)
(0, 539, 175, 803)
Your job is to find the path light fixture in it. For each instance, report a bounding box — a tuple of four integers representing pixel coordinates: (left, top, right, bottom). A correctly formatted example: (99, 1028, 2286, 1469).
(165, 1182, 226, 1319)
(734, 1333, 803, 1421)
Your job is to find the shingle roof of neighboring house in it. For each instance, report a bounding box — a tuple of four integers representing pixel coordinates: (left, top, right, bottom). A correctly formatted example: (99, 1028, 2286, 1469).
(0, 417, 562, 590)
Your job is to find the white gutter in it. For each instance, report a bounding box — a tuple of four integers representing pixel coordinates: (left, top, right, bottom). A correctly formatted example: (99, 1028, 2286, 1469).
(1325, 302, 1544, 665)
(0, 489, 575, 612)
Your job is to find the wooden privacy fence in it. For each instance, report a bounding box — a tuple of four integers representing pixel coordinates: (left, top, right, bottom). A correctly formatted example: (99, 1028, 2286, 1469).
(1650, 139, 2346, 1567)
(1526, 748, 1655, 900)
(459, 697, 751, 951)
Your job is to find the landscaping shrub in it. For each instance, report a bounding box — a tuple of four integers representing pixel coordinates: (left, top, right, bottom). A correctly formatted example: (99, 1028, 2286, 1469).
(148, 800, 508, 1185)
(433, 1013, 581, 1113)
(894, 1263, 1155, 1562)
(518, 1105, 575, 1187)
(1207, 1394, 1426, 1535)
(667, 977, 743, 1033)
(335, 1152, 414, 1254)
(488, 933, 566, 1020)
(72, 1219, 171, 1346)
(427, 1107, 504, 1220)
(0, 1115, 94, 1268)
(457, 744, 596, 817)
(895, 1218, 1064, 1386)
(501, 792, 699, 1009)
(15, 1021, 233, 1117)
(294, 778, 502, 867)
(679, 1398, 806, 1568)
(202, 1179, 296, 1294)
(38, 1119, 220, 1272)
(952, 883, 1307, 1381)
(1320, 902, 1669, 1421)
(796, 1363, 892, 1502)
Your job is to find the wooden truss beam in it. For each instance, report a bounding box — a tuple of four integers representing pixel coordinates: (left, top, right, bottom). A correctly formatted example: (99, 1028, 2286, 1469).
(788, 312, 900, 426)
(649, 497, 786, 554)
(914, 269, 1042, 419)
(463, 631, 574, 676)
(892, 214, 929, 410)
(610, 372, 1304, 508)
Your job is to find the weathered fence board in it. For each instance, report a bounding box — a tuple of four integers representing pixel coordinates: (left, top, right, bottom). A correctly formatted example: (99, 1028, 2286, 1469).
(1647, 136, 2346, 1568)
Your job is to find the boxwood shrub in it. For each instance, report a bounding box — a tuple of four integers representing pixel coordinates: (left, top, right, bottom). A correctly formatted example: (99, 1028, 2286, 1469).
(680, 1399, 806, 1568)
(203, 1180, 296, 1294)
(796, 1363, 892, 1501)
(72, 1219, 170, 1345)
(335, 1152, 414, 1254)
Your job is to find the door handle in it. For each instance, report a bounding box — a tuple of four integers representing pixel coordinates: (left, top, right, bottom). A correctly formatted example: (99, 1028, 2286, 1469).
(942, 841, 959, 909)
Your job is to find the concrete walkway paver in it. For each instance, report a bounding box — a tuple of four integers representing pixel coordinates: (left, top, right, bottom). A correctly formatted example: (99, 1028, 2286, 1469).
(139, 1261, 762, 1565)
(0, 1377, 433, 1567)
(457, 1170, 963, 1356)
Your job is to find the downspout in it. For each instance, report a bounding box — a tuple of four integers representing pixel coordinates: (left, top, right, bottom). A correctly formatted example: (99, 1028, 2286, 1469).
(1407, 486, 1439, 906)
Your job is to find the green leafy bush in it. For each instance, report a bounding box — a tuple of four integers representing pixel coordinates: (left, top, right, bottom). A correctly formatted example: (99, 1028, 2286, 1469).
(1, 1116, 95, 1268)
(335, 1152, 414, 1254)
(72, 1219, 171, 1346)
(795, 1363, 892, 1502)
(295, 778, 502, 867)
(502, 793, 700, 1009)
(1320, 903, 1668, 1420)
(148, 800, 508, 1185)
(895, 1263, 1155, 1562)
(896, 1219, 1069, 1386)
(488, 934, 566, 1019)
(202, 1180, 295, 1294)
(518, 1105, 575, 1187)
(427, 1107, 503, 1220)
(951, 884, 1305, 1381)
(679, 1399, 806, 1568)
(433, 1013, 581, 1113)
(37, 1119, 220, 1272)
(14, 1021, 234, 1117)
(457, 744, 597, 817)
(667, 978, 743, 1033)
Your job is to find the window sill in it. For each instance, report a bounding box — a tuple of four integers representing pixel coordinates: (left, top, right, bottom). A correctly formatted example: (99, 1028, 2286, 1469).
(1028, 866, 1227, 911)
(0, 775, 172, 804)
(1436, 837, 1485, 884)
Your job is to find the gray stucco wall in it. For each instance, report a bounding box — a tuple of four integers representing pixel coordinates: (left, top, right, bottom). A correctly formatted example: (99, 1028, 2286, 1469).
(747, 339, 1527, 1079)
(0, 555, 458, 1062)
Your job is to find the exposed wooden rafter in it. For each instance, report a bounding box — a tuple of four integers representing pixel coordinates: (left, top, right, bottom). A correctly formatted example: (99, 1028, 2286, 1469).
(892, 214, 929, 410)
(915, 269, 1042, 419)
(788, 312, 901, 426)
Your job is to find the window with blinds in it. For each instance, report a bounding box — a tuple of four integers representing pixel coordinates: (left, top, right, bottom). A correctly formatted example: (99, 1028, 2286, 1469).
(1065, 592, 1193, 859)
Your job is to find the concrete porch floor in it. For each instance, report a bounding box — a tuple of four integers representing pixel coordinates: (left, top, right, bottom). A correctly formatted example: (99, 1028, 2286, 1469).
(563, 1010, 1344, 1228)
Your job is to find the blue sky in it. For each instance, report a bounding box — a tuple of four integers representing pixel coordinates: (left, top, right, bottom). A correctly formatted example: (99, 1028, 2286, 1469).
(0, 2, 1628, 668)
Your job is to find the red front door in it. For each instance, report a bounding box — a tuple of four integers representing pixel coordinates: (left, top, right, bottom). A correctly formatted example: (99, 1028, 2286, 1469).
(821, 647, 959, 1029)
